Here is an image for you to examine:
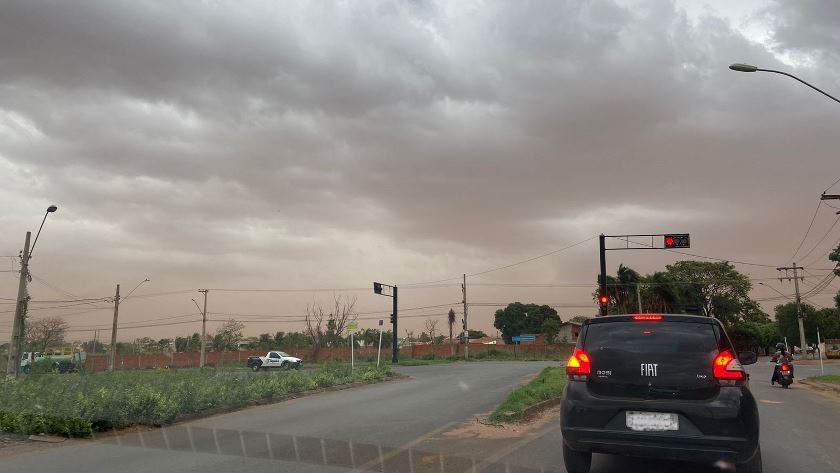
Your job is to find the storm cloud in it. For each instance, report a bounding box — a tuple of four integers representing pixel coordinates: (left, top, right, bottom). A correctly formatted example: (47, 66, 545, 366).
(1, 0, 838, 338)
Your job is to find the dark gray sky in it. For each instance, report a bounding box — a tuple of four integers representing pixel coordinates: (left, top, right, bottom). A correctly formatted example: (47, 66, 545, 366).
(1, 0, 838, 343)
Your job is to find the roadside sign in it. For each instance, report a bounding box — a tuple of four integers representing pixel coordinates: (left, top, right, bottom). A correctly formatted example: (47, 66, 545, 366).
(347, 322, 358, 332)
(512, 335, 536, 342)
(379, 319, 383, 326)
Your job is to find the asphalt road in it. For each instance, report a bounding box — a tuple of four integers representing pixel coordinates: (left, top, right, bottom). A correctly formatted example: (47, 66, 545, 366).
(3, 359, 840, 473)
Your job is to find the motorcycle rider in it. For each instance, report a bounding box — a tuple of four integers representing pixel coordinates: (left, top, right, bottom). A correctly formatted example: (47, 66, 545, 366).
(771, 342, 794, 384)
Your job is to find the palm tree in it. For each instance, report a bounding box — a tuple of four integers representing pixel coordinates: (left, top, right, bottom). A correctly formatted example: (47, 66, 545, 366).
(448, 308, 456, 355)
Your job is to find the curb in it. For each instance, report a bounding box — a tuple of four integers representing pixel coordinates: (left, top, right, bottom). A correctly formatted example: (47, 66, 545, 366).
(493, 397, 562, 423)
(799, 379, 840, 394)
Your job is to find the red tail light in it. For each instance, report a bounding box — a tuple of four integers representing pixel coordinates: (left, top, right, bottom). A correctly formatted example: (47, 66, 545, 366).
(713, 351, 745, 381)
(632, 314, 662, 321)
(780, 363, 790, 372)
(566, 349, 591, 378)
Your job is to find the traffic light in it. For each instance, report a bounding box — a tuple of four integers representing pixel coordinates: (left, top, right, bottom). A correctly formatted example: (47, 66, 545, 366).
(374, 282, 383, 294)
(663, 234, 690, 249)
(598, 294, 609, 308)
(390, 313, 396, 324)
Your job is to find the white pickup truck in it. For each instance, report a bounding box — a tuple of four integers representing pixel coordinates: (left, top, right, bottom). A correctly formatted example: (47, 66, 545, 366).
(247, 351, 303, 371)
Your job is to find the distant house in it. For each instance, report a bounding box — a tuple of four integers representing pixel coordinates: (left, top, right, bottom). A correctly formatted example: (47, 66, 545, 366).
(558, 322, 582, 343)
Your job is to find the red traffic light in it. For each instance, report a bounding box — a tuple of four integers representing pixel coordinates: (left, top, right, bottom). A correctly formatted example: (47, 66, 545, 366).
(598, 294, 609, 306)
(663, 234, 690, 249)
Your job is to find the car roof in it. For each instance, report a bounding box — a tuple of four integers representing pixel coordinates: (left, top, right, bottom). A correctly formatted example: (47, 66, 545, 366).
(584, 314, 717, 326)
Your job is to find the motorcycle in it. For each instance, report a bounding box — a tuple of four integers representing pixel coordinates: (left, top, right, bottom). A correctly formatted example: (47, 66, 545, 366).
(776, 361, 793, 388)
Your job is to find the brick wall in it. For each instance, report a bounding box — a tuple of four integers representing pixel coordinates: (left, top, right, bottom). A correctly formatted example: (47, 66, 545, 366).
(79, 343, 575, 371)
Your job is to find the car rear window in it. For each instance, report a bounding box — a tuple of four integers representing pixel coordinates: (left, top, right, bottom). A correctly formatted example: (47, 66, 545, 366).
(583, 321, 719, 355)
(581, 320, 724, 400)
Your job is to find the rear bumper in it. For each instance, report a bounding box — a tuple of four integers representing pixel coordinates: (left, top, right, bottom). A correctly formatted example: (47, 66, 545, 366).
(562, 426, 755, 464)
(561, 382, 759, 464)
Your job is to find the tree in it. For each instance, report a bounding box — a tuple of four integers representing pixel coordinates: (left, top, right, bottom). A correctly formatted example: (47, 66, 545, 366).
(80, 339, 106, 354)
(424, 319, 439, 344)
(569, 315, 591, 324)
(775, 302, 816, 347)
(542, 318, 561, 344)
(305, 295, 357, 352)
(282, 332, 312, 349)
(665, 261, 753, 327)
(493, 303, 560, 343)
(256, 333, 274, 350)
(25, 316, 69, 352)
(174, 336, 190, 352)
(641, 271, 682, 313)
(213, 319, 245, 351)
(273, 331, 285, 347)
(467, 330, 488, 339)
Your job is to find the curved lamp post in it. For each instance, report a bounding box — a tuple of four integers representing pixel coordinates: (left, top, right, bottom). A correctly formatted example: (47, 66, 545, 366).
(6, 205, 59, 378)
(729, 63, 840, 105)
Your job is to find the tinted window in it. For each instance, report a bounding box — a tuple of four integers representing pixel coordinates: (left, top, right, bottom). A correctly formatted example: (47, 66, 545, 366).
(584, 321, 718, 355)
(582, 321, 721, 400)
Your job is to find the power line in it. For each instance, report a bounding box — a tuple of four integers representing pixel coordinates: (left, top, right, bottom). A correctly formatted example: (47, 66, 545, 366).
(798, 216, 840, 265)
(206, 302, 461, 320)
(207, 287, 370, 293)
(65, 318, 202, 332)
(825, 175, 840, 193)
(789, 200, 823, 262)
(404, 235, 597, 286)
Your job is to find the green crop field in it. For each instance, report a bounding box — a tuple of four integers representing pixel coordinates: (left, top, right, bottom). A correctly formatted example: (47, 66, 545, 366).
(0, 363, 394, 437)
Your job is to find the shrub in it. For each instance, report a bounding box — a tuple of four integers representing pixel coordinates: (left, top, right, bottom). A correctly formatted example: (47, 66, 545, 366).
(0, 363, 396, 437)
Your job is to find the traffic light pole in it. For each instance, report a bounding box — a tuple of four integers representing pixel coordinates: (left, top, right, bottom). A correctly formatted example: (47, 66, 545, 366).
(374, 282, 399, 363)
(392, 285, 398, 364)
(599, 234, 607, 317)
(599, 233, 690, 317)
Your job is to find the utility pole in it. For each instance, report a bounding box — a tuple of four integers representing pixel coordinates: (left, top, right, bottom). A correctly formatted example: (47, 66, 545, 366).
(198, 289, 208, 368)
(108, 284, 120, 371)
(6, 232, 31, 379)
(462, 274, 468, 360)
(599, 234, 607, 317)
(636, 283, 643, 313)
(777, 264, 806, 353)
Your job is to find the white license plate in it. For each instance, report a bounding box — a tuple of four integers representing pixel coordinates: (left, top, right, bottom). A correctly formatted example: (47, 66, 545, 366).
(625, 411, 679, 432)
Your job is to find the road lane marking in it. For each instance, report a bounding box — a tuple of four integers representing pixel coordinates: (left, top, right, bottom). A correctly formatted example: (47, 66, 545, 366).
(464, 422, 561, 473)
(347, 421, 457, 473)
(759, 399, 783, 404)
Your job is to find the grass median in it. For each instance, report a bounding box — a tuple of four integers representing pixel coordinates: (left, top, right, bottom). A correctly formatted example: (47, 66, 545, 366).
(807, 374, 840, 383)
(0, 363, 395, 438)
(488, 367, 567, 423)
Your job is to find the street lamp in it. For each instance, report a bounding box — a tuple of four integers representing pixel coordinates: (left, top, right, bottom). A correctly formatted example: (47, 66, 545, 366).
(29, 205, 58, 258)
(758, 282, 792, 300)
(6, 205, 59, 378)
(729, 63, 840, 105)
(122, 278, 151, 302)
